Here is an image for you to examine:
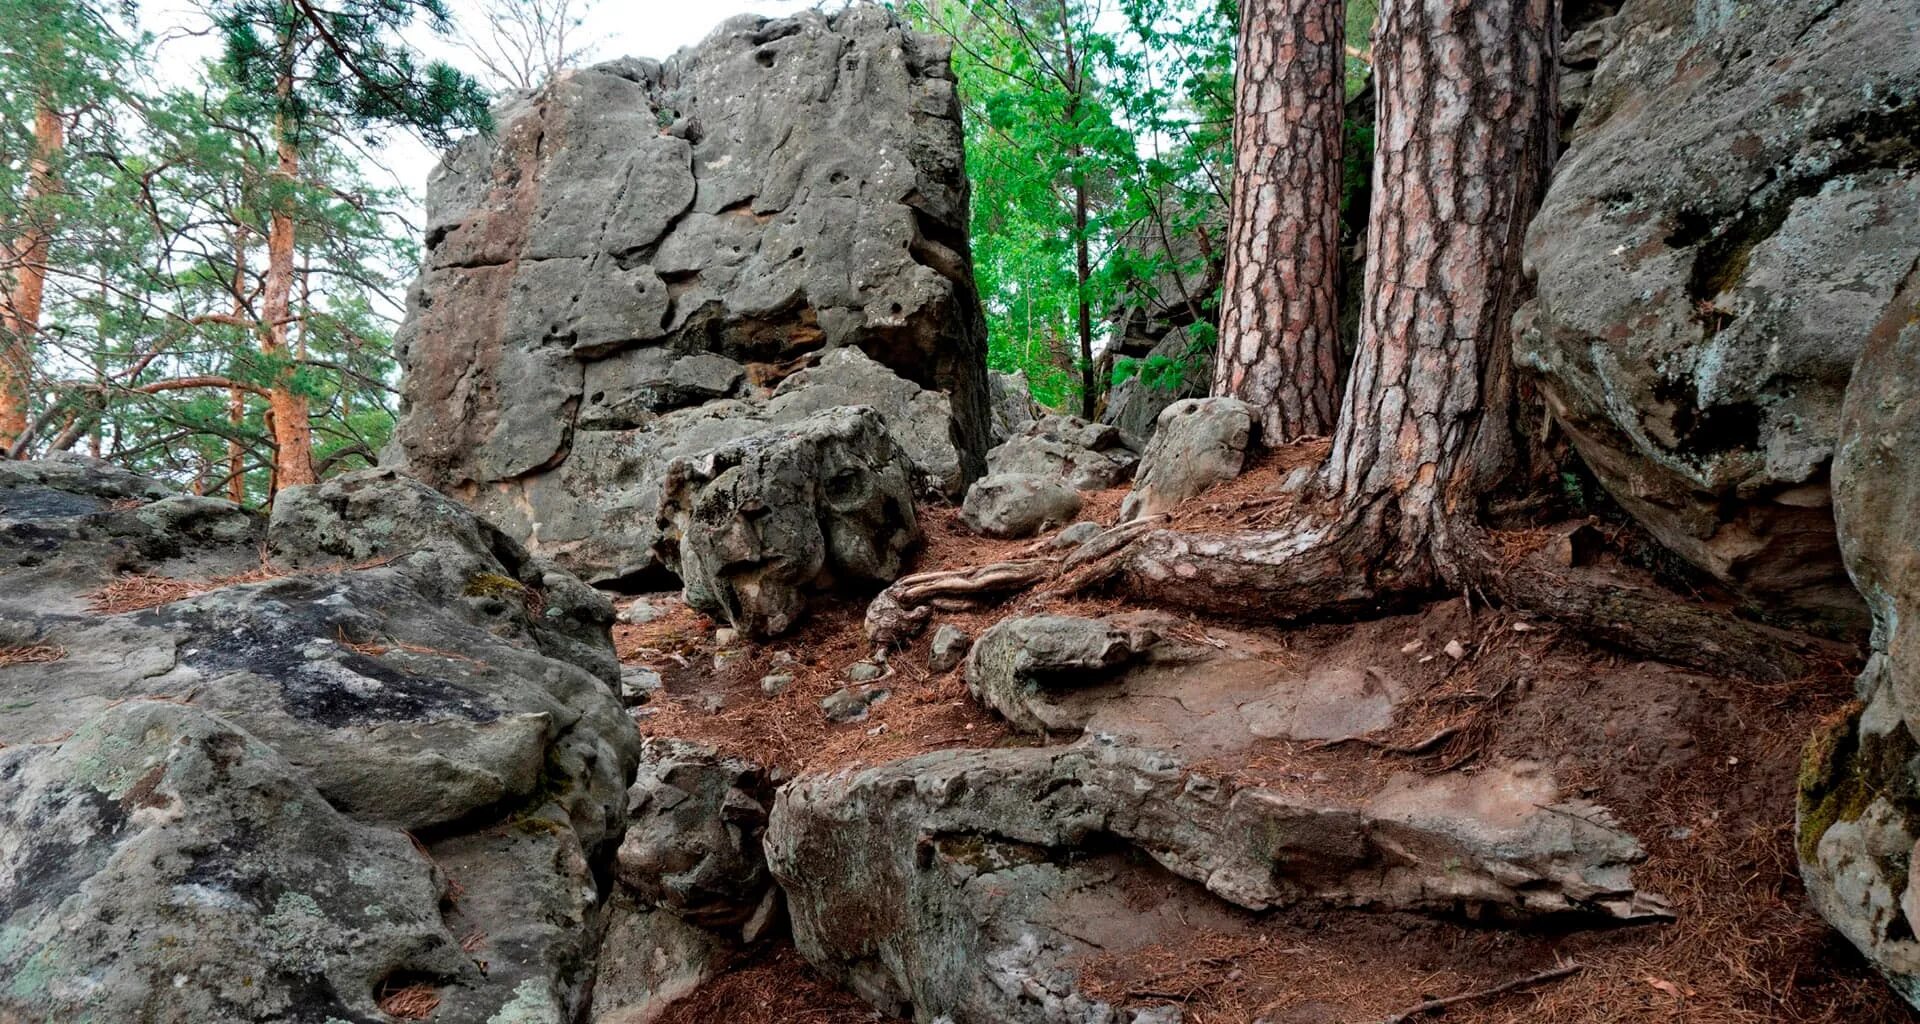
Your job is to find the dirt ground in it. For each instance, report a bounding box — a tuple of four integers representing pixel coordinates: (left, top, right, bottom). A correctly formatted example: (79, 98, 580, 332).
(621, 475, 1913, 1024)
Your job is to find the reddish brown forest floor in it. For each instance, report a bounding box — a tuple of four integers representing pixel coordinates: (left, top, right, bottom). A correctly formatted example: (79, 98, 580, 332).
(621, 471, 1911, 1024)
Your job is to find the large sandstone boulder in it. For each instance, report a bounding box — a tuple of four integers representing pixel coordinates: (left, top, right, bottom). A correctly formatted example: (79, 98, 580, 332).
(768, 744, 1663, 1024)
(1798, 264, 1920, 1005)
(959, 473, 1081, 539)
(391, 8, 989, 585)
(985, 415, 1142, 491)
(1120, 396, 1255, 520)
(1517, 0, 1920, 637)
(656, 405, 919, 637)
(0, 702, 474, 1023)
(0, 460, 640, 1022)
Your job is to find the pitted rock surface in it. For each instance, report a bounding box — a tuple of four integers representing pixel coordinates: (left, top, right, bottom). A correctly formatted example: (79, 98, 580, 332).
(655, 405, 919, 638)
(391, 7, 989, 584)
(616, 739, 775, 931)
(1120, 396, 1255, 521)
(1517, 0, 1920, 637)
(960, 472, 1082, 539)
(0, 702, 475, 1024)
(986, 415, 1142, 492)
(1798, 260, 1920, 1005)
(0, 461, 639, 1022)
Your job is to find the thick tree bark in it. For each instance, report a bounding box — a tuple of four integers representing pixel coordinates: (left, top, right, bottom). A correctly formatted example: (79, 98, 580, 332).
(1212, 0, 1345, 442)
(1321, 0, 1557, 570)
(263, 111, 316, 492)
(0, 99, 64, 453)
(1118, 0, 1562, 619)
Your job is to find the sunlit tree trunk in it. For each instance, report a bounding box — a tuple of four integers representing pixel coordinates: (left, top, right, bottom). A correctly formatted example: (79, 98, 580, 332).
(263, 103, 315, 492)
(1212, 0, 1344, 442)
(0, 99, 65, 453)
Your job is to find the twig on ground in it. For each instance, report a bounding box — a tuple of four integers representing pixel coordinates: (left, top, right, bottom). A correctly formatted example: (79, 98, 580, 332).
(1380, 963, 1583, 1023)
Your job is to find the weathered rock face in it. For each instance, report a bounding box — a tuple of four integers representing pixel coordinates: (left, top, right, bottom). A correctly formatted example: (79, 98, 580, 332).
(1120, 396, 1255, 520)
(1103, 326, 1211, 441)
(0, 702, 473, 1024)
(988, 369, 1039, 444)
(1517, 0, 1920, 637)
(959, 473, 1081, 539)
(767, 744, 1664, 1024)
(616, 739, 776, 932)
(985, 415, 1142, 491)
(392, 7, 989, 584)
(657, 405, 919, 637)
(1798, 264, 1920, 1005)
(0, 460, 639, 1022)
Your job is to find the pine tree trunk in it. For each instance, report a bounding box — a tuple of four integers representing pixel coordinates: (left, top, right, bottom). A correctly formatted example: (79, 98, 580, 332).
(1321, 0, 1559, 575)
(1211, 0, 1344, 443)
(0, 99, 64, 453)
(1121, 0, 1561, 610)
(263, 112, 315, 493)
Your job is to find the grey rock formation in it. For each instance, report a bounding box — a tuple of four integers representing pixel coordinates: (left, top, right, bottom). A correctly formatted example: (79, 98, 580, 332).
(767, 744, 1664, 1024)
(960, 472, 1082, 539)
(929, 623, 971, 672)
(617, 739, 775, 932)
(989, 369, 1039, 443)
(987, 415, 1142, 491)
(1103, 326, 1210, 441)
(1120, 396, 1255, 520)
(1517, 0, 1919, 637)
(392, 7, 989, 584)
(590, 895, 734, 1024)
(656, 405, 919, 637)
(770, 348, 968, 496)
(0, 460, 639, 1022)
(0, 702, 475, 1023)
(1798, 263, 1920, 1006)
(965, 614, 1412, 754)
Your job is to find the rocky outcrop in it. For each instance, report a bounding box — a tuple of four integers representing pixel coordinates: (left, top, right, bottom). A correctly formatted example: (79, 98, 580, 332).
(656, 405, 919, 637)
(392, 7, 989, 585)
(960, 473, 1081, 539)
(1103, 327, 1211, 441)
(989, 369, 1039, 443)
(1120, 396, 1255, 520)
(767, 744, 1664, 1024)
(0, 460, 638, 1022)
(617, 739, 777, 933)
(985, 415, 1142, 491)
(1798, 263, 1920, 1005)
(1517, 0, 1920, 637)
(965, 614, 1161, 734)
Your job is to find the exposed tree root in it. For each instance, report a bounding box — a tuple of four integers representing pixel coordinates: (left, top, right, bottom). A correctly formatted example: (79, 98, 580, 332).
(874, 507, 1832, 685)
(865, 557, 1059, 644)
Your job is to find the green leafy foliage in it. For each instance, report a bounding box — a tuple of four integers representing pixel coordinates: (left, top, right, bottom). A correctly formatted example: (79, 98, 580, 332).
(1, 0, 486, 504)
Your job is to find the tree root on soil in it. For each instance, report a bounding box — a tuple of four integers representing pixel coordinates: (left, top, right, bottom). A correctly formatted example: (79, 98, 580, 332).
(872, 510, 1835, 685)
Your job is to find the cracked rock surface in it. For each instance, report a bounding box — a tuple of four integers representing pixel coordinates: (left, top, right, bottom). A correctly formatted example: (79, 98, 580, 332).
(390, 7, 989, 586)
(767, 743, 1665, 1024)
(1517, 0, 1920, 638)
